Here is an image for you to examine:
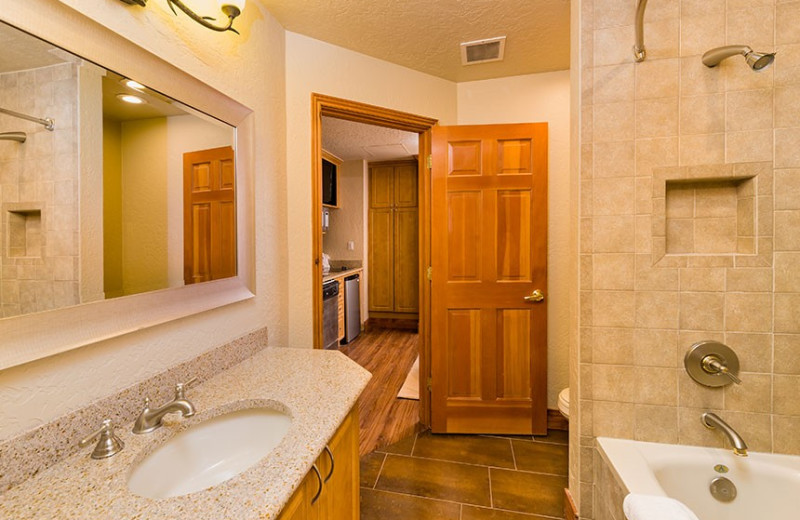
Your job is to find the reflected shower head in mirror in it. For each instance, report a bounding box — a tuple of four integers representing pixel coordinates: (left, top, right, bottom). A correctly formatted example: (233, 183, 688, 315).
(0, 131, 26, 143)
(702, 45, 776, 71)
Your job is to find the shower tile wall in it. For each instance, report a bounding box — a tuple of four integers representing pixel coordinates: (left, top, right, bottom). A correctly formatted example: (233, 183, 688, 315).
(0, 62, 79, 317)
(575, 0, 800, 517)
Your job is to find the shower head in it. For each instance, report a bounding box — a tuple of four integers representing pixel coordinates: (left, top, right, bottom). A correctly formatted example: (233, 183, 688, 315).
(702, 45, 775, 71)
(0, 131, 26, 143)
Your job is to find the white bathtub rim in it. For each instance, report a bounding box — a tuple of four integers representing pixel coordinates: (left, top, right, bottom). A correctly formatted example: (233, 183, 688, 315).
(596, 436, 800, 500)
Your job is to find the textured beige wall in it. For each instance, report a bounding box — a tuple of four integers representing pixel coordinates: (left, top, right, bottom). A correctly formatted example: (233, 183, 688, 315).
(165, 114, 234, 287)
(457, 71, 572, 411)
(103, 118, 123, 298)
(576, 0, 800, 517)
(120, 118, 169, 296)
(78, 61, 106, 305)
(322, 160, 366, 262)
(285, 31, 458, 347)
(0, 0, 287, 440)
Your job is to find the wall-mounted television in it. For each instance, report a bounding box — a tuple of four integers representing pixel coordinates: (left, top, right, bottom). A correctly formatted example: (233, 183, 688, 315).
(322, 157, 338, 207)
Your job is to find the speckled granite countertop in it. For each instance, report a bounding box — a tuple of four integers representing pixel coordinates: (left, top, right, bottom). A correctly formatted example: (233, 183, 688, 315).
(323, 267, 362, 283)
(0, 348, 371, 519)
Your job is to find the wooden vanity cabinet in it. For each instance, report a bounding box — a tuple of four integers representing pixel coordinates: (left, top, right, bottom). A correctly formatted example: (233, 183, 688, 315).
(276, 408, 359, 520)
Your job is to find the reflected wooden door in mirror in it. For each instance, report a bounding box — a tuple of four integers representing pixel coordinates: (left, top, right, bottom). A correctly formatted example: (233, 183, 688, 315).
(0, 21, 237, 314)
(183, 146, 237, 285)
(0, 1, 254, 371)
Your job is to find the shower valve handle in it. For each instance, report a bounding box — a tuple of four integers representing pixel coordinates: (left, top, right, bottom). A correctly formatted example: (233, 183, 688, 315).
(702, 355, 741, 385)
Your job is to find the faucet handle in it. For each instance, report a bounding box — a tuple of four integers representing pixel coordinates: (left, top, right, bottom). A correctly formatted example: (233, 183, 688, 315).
(702, 355, 742, 385)
(175, 377, 198, 399)
(78, 419, 124, 459)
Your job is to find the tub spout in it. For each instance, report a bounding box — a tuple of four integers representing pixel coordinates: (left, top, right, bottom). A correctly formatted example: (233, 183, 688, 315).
(702, 412, 748, 456)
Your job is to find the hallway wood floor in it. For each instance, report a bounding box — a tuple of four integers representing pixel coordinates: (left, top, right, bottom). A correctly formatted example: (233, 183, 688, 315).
(338, 328, 423, 455)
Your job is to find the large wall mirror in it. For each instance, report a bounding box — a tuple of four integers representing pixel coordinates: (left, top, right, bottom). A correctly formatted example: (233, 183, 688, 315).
(0, 22, 236, 317)
(1, 3, 255, 370)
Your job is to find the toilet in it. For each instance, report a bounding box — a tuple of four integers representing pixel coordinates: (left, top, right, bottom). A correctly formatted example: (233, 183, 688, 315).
(558, 388, 570, 420)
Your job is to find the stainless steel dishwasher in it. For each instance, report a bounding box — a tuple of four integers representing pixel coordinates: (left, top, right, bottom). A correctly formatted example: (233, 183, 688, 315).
(322, 279, 339, 350)
(343, 274, 361, 344)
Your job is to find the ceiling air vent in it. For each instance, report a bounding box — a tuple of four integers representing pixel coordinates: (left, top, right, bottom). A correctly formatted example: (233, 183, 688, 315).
(460, 36, 506, 65)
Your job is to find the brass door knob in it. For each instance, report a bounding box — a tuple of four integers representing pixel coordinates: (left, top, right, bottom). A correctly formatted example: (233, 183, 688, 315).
(524, 289, 545, 303)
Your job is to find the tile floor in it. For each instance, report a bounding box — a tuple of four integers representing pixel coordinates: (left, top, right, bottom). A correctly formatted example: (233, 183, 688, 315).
(359, 429, 568, 519)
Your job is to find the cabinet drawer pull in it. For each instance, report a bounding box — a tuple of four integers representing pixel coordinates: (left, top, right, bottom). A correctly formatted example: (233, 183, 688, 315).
(323, 446, 335, 483)
(310, 464, 323, 505)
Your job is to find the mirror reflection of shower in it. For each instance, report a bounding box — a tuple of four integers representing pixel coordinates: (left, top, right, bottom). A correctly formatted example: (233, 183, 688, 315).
(0, 106, 55, 131)
(0, 131, 26, 143)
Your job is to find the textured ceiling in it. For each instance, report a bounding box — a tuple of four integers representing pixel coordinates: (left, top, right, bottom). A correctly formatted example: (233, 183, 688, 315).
(259, 0, 571, 82)
(322, 117, 418, 161)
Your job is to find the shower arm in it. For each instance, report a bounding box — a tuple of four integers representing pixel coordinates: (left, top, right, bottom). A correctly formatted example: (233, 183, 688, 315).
(634, 0, 648, 62)
(0, 107, 54, 131)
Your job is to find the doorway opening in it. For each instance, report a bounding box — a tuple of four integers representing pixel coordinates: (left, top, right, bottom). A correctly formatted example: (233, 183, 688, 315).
(310, 94, 436, 453)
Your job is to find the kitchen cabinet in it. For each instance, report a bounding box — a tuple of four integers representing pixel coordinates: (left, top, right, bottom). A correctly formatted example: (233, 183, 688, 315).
(323, 268, 362, 343)
(276, 408, 359, 520)
(368, 161, 418, 318)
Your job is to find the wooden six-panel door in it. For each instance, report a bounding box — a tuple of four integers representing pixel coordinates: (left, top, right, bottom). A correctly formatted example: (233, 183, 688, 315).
(431, 123, 548, 434)
(183, 146, 236, 285)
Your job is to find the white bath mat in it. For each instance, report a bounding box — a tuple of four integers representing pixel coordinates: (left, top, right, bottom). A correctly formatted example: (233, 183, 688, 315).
(397, 356, 419, 400)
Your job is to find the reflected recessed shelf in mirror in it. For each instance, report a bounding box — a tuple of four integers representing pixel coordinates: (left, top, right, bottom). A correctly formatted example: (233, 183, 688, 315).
(0, 3, 255, 371)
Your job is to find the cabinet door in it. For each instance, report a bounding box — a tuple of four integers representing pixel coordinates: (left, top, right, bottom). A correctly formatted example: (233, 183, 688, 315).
(393, 208, 419, 313)
(318, 409, 359, 520)
(368, 209, 394, 312)
(337, 277, 345, 342)
(393, 163, 418, 208)
(277, 470, 315, 520)
(369, 166, 394, 209)
(277, 409, 359, 520)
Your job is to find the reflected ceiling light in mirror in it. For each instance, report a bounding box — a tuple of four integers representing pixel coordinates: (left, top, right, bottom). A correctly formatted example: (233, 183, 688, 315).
(118, 0, 245, 34)
(121, 79, 146, 91)
(117, 93, 147, 104)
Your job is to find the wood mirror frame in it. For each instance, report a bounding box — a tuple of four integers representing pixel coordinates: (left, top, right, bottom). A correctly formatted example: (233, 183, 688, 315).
(0, 2, 255, 370)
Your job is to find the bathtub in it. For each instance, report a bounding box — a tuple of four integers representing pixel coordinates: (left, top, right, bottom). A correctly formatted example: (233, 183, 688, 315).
(596, 437, 800, 520)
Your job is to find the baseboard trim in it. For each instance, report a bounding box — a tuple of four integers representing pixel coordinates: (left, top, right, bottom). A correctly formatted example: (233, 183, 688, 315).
(365, 317, 419, 331)
(564, 487, 579, 520)
(547, 408, 569, 431)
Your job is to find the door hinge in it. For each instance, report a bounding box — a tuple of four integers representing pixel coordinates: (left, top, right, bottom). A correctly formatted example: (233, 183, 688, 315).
(426, 266, 432, 281)
(427, 154, 432, 169)
(427, 377, 432, 391)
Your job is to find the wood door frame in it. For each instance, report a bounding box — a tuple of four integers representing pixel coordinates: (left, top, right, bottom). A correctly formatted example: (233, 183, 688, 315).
(310, 93, 437, 427)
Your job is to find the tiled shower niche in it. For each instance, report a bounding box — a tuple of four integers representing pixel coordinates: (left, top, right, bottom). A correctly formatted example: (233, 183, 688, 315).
(652, 162, 773, 268)
(6, 208, 43, 258)
(665, 178, 754, 255)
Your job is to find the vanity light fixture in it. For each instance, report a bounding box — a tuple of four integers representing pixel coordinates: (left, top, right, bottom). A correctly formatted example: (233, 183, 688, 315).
(117, 94, 147, 105)
(119, 0, 245, 34)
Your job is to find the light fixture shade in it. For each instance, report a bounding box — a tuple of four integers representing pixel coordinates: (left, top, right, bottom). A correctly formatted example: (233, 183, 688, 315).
(219, 0, 245, 12)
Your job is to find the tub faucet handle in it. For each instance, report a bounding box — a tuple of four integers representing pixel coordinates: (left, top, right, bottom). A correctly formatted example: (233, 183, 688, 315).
(702, 355, 741, 385)
(685, 341, 741, 387)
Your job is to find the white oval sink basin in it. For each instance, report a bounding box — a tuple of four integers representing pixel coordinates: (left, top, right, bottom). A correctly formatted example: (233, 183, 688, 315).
(127, 407, 292, 498)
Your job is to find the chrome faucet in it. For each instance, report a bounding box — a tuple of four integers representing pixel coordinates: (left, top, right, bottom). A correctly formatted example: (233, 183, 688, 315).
(702, 412, 748, 456)
(133, 378, 197, 434)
